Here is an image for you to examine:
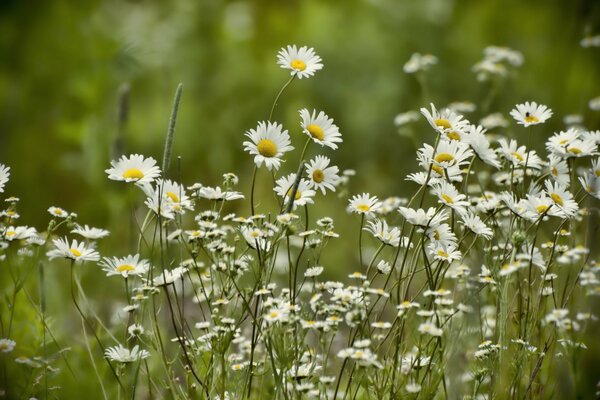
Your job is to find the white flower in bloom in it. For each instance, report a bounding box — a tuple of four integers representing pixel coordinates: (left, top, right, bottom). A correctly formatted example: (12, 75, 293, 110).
(589, 96, 600, 111)
(105, 154, 161, 185)
(510, 102, 552, 127)
(3, 226, 37, 241)
(274, 173, 315, 210)
(105, 344, 150, 363)
(0, 338, 16, 353)
(194, 186, 244, 201)
(480, 113, 509, 130)
(349, 193, 382, 216)
(243, 121, 293, 171)
(364, 219, 401, 247)
(483, 46, 523, 66)
(418, 322, 443, 337)
(460, 213, 493, 239)
(99, 254, 150, 278)
(48, 206, 69, 218)
(420, 103, 470, 140)
(305, 156, 340, 194)
(0, 164, 10, 193)
(547, 156, 570, 186)
(417, 140, 473, 182)
(71, 225, 110, 240)
(403, 53, 437, 74)
(432, 181, 470, 214)
(398, 207, 447, 229)
(428, 243, 462, 262)
(497, 139, 543, 170)
(46, 238, 100, 262)
(394, 111, 420, 127)
(277, 45, 323, 79)
(152, 266, 188, 287)
(463, 124, 500, 168)
(299, 109, 343, 150)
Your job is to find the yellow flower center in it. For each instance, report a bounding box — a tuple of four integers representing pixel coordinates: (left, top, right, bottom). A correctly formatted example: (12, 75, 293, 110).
(434, 119, 451, 129)
(536, 205, 549, 214)
(551, 167, 558, 176)
(567, 147, 582, 155)
(434, 153, 455, 164)
(286, 188, 302, 200)
(306, 124, 325, 141)
(54, 208, 64, 215)
(432, 165, 444, 175)
(433, 230, 440, 241)
(356, 204, 371, 212)
(312, 169, 325, 183)
(511, 152, 524, 162)
(122, 168, 144, 180)
(437, 250, 449, 258)
(70, 248, 82, 257)
(269, 311, 280, 319)
(117, 264, 135, 273)
(6, 211, 15, 216)
(290, 59, 307, 71)
(257, 139, 277, 158)
(5, 231, 16, 237)
(595, 170, 600, 177)
(550, 193, 564, 206)
(524, 114, 539, 124)
(446, 131, 461, 141)
(166, 191, 180, 203)
(441, 194, 454, 204)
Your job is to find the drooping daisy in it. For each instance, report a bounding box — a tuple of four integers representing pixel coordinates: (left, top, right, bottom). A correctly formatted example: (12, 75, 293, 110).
(99, 254, 151, 278)
(0, 164, 10, 193)
(277, 45, 323, 79)
(463, 124, 500, 168)
(420, 103, 470, 140)
(417, 322, 443, 337)
(46, 238, 100, 262)
(431, 181, 470, 214)
(106, 154, 161, 185)
(274, 173, 316, 210)
(399, 207, 447, 229)
(544, 180, 579, 218)
(364, 219, 401, 247)
(243, 121, 293, 171)
(497, 139, 543, 170)
(105, 344, 150, 363)
(71, 225, 110, 240)
(194, 186, 244, 201)
(348, 193, 382, 216)
(305, 156, 340, 194)
(510, 101, 553, 127)
(459, 213, 492, 239)
(299, 109, 343, 150)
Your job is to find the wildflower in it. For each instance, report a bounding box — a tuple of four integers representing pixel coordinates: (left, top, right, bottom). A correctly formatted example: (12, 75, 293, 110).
(497, 139, 543, 169)
(152, 266, 188, 287)
(417, 140, 473, 181)
(581, 35, 600, 48)
(432, 181, 470, 214)
(0, 164, 9, 193)
(428, 243, 462, 262)
(46, 238, 100, 262)
(274, 173, 315, 209)
(483, 46, 523, 66)
(376, 260, 392, 274)
(420, 103, 470, 140)
(277, 45, 323, 79)
(105, 344, 150, 363)
(47, 206, 69, 218)
(548, 156, 570, 186)
(399, 206, 446, 229)
(305, 156, 340, 194)
(406, 382, 422, 393)
(152, 179, 194, 214)
(194, 185, 244, 201)
(403, 53, 437, 74)
(463, 124, 500, 168)
(480, 113, 509, 130)
(364, 219, 401, 247)
(0, 339, 16, 353)
(371, 321, 392, 329)
(3, 226, 37, 241)
(394, 111, 420, 127)
(243, 121, 293, 171)
(348, 193, 382, 216)
(545, 180, 578, 218)
(299, 109, 343, 149)
(105, 154, 161, 185)
(459, 213, 492, 239)
(71, 225, 110, 240)
(100, 254, 150, 278)
(418, 322, 443, 337)
(305, 266, 324, 277)
(128, 324, 145, 338)
(510, 101, 552, 127)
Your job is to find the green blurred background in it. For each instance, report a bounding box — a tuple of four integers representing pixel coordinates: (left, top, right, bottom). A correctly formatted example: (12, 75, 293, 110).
(1, 0, 600, 396)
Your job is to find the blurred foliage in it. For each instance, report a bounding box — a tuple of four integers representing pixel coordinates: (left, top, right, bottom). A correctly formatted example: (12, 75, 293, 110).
(1, 0, 600, 396)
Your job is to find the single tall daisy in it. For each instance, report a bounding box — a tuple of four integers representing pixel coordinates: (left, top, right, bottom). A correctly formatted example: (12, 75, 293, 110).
(510, 102, 553, 127)
(243, 121, 293, 171)
(277, 45, 323, 79)
(106, 154, 161, 185)
(305, 156, 340, 194)
(299, 109, 343, 149)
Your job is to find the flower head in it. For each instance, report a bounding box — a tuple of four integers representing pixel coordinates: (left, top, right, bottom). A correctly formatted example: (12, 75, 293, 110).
(105, 344, 150, 363)
(243, 121, 293, 171)
(510, 102, 552, 127)
(305, 156, 340, 194)
(277, 45, 323, 79)
(46, 238, 100, 262)
(299, 109, 343, 150)
(349, 193, 381, 216)
(105, 154, 161, 185)
(274, 173, 315, 209)
(99, 254, 150, 278)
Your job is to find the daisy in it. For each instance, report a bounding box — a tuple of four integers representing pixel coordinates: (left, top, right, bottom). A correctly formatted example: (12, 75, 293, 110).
(106, 154, 161, 185)
(579, 172, 600, 200)
(3, 226, 37, 241)
(459, 213, 492, 239)
(105, 344, 150, 363)
(420, 103, 470, 140)
(348, 193, 381, 216)
(71, 225, 110, 240)
(463, 124, 500, 168)
(0, 164, 9, 193)
(243, 121, 293, 171)
(194, 186, 244, 201)
(0, 338, 16, 353)
(522, 194, 556, 220)
(426, 223, 457, 248)
(418, 322, 443, 337)
(544, 180, 579, 218)
(277, 45, 323, 79)
(399, 207, 447, 229)
(99, 254, 150, 278)
(304, 156, 339, 194)
(431, 181, 470, 214)
(403, 53, 437, 74)
(152, 179, 194, 214)
(274, 173, 316, 209)
(152, 266, 188, 287)
(299, 109, 342, 149)
(417, 140, 473, 181)
(589, 97, 600, 111)
(480, 113, 509, 130)
(483, 46, 524, 66)
(547, 156, 570, 186)
(364, 219, 401, 247)
(48, 206, 69, 218)
(497, 139, 543, 170)
(510, 101, 553, 127)
(428, 243, 462, 262)
(46, 238, 100, 262)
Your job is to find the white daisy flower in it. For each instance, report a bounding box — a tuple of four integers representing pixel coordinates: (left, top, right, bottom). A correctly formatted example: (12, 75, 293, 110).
(544, 180, 579, 218)
(426, 223, 457, 248)
(127, 324, 145, 338)
(105, 154, 161, 185)
(46, 238, 100, 262)
(460, 213, 492, 239)
(274, 173, 316, 209)
(403, 53, 437, 74)
(463, 124, 500, 168)
(547, 156, 570, 186)
(243, 121, 293, 171)
(579, 172, 600, 200)
(521, 194, 556, 220)
(105, 344, 150, 363)
(305, 156, 340, 194)
(71, 225, 110, 240)
(194, 186, 244, 201)
(417, 140, 473, 182)
(432, 181, 470, 214)
(398, 206, 447, 229)
(99, 254, 150, 278)
(428, 243, 462, 262)
(3, 226, 37, 241)
(299, 108, 343, 150)
(150, 179, 194, 214)
(0, 164, 10, 193)
(152, 266, 188, 287)
(348, 193, 382, 216)
(418, 322, 443, 337)
(0, 338, 16, 353)
(48, 206, 69, 218)
(277, 45, 323, 79)
(497, 139, 543, 170)
(420, 103, 470, 140)
(364, 219, 401, 247)
(483, 46, 524, 66)
(510, 101, 553, 127)
(394, 111, 420, 127)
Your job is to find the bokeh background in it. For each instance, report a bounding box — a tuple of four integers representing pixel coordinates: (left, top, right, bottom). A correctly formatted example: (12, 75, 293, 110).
(1, 0, 600, 397)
